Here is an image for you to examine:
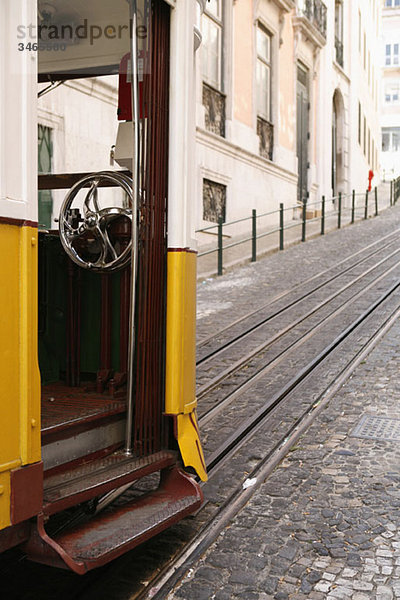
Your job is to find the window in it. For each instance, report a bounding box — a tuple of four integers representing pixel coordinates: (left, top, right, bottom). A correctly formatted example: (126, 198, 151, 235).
(202, 0, 222, 90)
(256, 24, 273, 160)
(386, 43, 399, 66)
(38, 124, 53, 229)
(335, 1, 344, 67)
(203, 179, 226, 223)
(363, 32, 366, 69)
(256, 25, 272, 122)
(368, 128, 371, 164)
(202, 0, 225, 137)
(363, 116, 366, 155)
(385, 0, 400, 6)
(382, 128, 400, 152)
(384, 82, 400, 103)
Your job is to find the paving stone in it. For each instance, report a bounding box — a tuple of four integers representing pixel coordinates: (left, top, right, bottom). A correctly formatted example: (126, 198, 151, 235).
(169, 207, 400, 600)
(377, 585, 394, 600)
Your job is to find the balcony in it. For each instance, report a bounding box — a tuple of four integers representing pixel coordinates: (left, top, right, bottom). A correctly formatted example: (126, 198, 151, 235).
(203, 82, 226, 138)
(257, 117, 274, 161)
(293, 0, 327, 49)
(335, 36, 344, 67)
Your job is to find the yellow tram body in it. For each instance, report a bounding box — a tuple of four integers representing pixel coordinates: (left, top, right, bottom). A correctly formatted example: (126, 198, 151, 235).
(0, 0, 206, 571)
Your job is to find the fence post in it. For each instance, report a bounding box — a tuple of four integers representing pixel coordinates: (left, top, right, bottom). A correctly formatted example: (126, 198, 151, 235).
(338, 192, 342, 229)
(279, 203, 284, 250)
(364, 190, 369, 220)
(374, 186, 378, 217)
(251, 209, 257, 262)
(302, 200, 306, 242)
(217, 217, 223, 276)
(321, 196, 325, 236)
(390, 181, 393, 206)
(351, 190, 355, 224)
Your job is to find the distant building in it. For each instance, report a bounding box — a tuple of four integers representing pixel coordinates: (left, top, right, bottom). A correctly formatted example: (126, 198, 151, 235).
(381, 0, 400, 181)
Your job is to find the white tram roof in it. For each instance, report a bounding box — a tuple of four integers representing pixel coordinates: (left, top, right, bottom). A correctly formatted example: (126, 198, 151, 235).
(38, 0, 131, 80)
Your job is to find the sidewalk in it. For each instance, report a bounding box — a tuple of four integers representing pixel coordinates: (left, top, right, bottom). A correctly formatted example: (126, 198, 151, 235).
(170, 204, 400, 599)
(196, 183, 393, 280)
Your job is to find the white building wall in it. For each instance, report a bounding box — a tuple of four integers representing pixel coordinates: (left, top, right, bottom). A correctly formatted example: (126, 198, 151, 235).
(348, 0, 382, 193)
(381, 4, 400, 180)
(38, 77, 121, 225)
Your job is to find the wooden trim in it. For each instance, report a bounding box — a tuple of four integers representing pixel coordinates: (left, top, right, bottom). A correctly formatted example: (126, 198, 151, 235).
(38, 171, 131, 190)
(0, 217, 38, 228)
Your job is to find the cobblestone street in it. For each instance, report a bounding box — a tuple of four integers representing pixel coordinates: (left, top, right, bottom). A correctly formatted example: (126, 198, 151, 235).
(168, 205, 400, 600)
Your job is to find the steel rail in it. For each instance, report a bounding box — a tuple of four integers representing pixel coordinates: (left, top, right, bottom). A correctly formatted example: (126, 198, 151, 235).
(198, 257, 400, 425)
(203, 279, 400, 473)
(196, 231, 400, 367)
(141, 283, 400, 600)
(196, 248, 400, 403)
(196, 226, 400, 351)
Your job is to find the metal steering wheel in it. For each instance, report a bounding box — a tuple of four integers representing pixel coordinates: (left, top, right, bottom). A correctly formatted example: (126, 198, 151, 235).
(59, 171, 133, 272)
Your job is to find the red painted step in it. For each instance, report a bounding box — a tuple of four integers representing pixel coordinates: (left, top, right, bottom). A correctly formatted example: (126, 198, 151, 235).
(25, 467, 203, 574)
(41, 384, 126, 440)
(43, 450, 177, 515)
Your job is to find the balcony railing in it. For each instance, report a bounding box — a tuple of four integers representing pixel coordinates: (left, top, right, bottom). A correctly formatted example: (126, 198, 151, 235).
(203, 82, 226, 138)
(335, 36, 344, 67)
(257, 117, 274, 161)
(301, 0, 327, 39)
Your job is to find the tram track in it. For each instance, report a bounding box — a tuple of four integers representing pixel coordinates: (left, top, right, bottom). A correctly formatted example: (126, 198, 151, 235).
(127, 241, 400, 598)
(196, 245, 400, 403)
(196, 227, 400, 364)
(147, 294, 400, 600)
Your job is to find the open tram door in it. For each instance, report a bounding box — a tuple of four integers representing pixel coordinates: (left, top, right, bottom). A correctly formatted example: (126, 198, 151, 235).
(0, 0, 206, 573)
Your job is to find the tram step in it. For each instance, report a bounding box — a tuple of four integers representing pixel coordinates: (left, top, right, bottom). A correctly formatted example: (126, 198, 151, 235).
(41, 384, 127, 472)
(25, 466, 203, 574)
(43, 450, 177, 515)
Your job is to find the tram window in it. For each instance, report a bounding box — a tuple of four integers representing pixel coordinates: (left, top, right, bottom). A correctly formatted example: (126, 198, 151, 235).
(38, 124, 53, 229)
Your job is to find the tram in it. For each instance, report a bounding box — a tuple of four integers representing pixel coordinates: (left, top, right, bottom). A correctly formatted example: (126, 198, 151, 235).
(0, 0, 206, 574)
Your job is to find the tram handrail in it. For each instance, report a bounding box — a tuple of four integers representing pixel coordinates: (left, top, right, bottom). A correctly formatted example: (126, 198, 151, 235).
(196, 185, 397, 276)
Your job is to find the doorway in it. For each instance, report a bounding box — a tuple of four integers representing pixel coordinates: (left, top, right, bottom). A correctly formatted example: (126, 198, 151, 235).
(296, 64, 309, 204)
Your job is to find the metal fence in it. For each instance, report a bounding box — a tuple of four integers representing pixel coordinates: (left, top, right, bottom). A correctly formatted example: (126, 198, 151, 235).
(197, 185, 399, 277)
(393, 175, 400, 205)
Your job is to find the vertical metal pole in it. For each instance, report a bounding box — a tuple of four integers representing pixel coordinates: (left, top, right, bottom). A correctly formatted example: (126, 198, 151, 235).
(364, 190, 369, 220)
(279, 203, 284, 250)
(251, 209, 257, 262)
(390, 180, 393, 206)
(374, 186, 378, 216)
(338, 192, 342, 229)
(351, 189, 355, 224)
(125, 0, 139, 455)
(218, 217, 223, 276)
(321, 196, 325, 235)
(302, 200, 306, 242)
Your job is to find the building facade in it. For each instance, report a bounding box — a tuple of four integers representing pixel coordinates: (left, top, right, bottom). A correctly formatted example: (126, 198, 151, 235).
(381, 0, 400, 181)
(195, 0, 382, 244)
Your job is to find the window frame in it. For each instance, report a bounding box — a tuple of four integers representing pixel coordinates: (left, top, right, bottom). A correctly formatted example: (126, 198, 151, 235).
(201, 0, 223, 91)
(256, 23, 272, 123)
(386, 43, 399, 66)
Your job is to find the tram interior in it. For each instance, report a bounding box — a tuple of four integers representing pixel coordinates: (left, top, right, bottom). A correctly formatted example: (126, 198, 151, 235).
(16, 0, 202, 573)
(37, 0, 138, 471)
